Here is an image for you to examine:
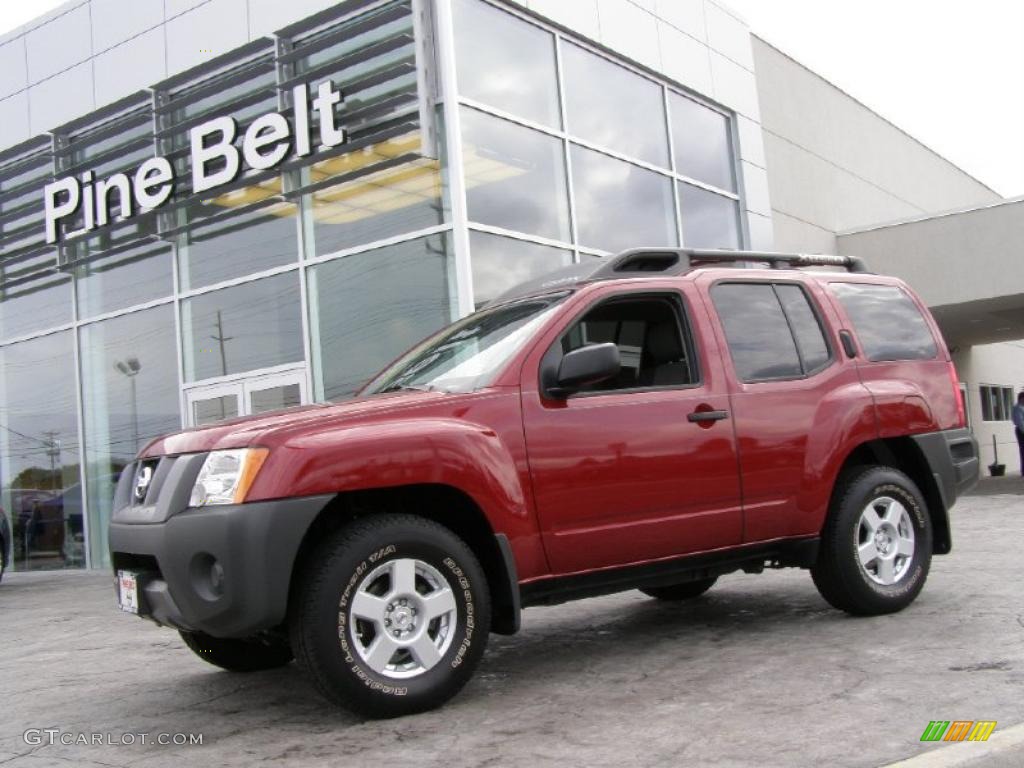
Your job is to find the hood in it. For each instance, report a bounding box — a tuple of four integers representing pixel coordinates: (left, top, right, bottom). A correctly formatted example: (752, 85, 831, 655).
(141, 390, 459, 457)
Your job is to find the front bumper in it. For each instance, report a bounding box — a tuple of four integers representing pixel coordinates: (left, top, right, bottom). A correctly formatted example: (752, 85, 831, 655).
(109, 495, 331, 637)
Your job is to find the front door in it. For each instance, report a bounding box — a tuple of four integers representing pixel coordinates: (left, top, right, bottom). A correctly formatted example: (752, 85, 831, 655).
(520, 285, 743, 574)
(184, 368, 309, 427)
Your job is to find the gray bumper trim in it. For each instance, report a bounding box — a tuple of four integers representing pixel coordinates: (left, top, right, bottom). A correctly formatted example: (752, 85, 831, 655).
(109, 495, 332, 637)
(910, 427, 979, 510)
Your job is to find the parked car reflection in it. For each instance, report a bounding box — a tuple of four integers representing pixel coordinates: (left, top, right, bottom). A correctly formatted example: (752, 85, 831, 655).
(0, 507, 10, 582)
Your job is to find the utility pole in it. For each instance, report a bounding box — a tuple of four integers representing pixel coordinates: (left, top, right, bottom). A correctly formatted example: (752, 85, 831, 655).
(42, 430, 60, 488)
(210, 311, 234, 420)
(115, 357, 142, 453)
(211, 310, 233, 378)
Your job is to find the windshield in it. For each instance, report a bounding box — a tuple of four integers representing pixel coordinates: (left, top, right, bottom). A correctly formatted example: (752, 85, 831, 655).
(362, 294, 569, 395)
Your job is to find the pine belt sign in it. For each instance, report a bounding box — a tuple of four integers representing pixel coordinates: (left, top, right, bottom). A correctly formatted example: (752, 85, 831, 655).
(43, 79, 346, 245)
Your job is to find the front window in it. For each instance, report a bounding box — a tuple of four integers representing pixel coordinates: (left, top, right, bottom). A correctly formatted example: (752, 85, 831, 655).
(363, 294, 569, 395)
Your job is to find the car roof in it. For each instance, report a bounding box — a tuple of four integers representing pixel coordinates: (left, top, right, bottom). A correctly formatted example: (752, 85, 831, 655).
(487, 248, 872, 306)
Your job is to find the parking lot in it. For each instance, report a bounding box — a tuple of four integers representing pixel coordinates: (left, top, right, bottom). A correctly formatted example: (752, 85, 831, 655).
(1, 484, 1022, 768)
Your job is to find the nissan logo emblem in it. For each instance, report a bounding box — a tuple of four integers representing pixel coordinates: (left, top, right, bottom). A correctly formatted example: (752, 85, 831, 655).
(134, 465, 153, 502)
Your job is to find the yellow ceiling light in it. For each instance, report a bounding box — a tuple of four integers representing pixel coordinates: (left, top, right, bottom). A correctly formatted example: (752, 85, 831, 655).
(207, 176, 283, 209)
(204, 134, 532, 228)
(308, 133, 423, 183)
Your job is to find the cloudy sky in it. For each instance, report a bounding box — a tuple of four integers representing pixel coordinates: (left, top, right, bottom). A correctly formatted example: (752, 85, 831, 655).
(3, 1, 1021, 196)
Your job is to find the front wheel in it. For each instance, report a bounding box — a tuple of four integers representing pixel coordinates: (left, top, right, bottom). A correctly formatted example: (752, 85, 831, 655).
(290, 515, 491, 719)
(179, 630, 293, 671)
(812, 465, 932, 616)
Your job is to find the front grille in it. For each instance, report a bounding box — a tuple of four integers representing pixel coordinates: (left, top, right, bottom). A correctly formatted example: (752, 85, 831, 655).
(132, 459, 161, 505)
(111, 452, 208, 525)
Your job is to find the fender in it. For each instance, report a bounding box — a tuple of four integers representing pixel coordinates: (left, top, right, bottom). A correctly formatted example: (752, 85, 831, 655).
(860, 378, 938, 436)
(244, 407, 549, 582)
(794, 380, 879, 534)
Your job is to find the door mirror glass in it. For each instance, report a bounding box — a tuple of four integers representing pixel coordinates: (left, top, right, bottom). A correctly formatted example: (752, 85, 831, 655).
(552, 343, 621, 397)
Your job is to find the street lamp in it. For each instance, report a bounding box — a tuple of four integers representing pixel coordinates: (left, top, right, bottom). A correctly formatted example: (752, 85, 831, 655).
(114, 357, 142, 452)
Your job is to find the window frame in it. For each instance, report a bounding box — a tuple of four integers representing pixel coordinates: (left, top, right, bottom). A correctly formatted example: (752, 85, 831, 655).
(980, 384, 1015, 422)
(710, 279, 836, 384)
(451, 0, 744, 263)
(540, 289, 702, 399)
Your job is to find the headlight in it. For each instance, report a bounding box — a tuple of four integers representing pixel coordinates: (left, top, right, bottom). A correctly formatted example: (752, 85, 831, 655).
(189, 448, 269, 507)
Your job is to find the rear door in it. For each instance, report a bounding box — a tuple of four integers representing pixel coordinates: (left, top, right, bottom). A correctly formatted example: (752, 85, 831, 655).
(520, 283, 743, 574)
(703, 276, 870, 542)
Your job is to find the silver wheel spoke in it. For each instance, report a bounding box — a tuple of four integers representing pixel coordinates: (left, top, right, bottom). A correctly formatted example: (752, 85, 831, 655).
(364, 635, 400, 674)
(390, 558, 418, 597)
(858, 541, 878, 567)
(350, 591, 388, 624)
(861, 506, 882, 534)
(876, 556, 896, 584)
(408, 633, 442, 671)
(897, 535, 915, 557)
(421, 587, 457, 621)
(884, 501, 906, 525)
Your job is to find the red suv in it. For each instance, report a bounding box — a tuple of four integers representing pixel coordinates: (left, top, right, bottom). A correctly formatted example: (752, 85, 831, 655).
(110, 248, 978, 718)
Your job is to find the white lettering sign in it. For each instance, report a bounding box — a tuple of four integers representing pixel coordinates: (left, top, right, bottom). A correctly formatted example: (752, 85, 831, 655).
(44, 79, 346, 244)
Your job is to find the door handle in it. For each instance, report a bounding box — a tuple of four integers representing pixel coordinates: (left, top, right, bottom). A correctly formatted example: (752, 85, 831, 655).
(687, 409, 729, 423)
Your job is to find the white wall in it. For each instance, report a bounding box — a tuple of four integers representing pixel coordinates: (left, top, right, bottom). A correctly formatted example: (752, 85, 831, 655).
(953, 343, 1024, 471)
(751, 36, 1000, 254)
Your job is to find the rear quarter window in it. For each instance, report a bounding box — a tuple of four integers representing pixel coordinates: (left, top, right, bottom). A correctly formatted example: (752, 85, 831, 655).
(830, 283, 938, 361)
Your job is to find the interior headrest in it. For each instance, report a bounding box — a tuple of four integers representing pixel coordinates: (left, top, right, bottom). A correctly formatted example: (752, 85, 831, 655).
(645, 323, 683, 364)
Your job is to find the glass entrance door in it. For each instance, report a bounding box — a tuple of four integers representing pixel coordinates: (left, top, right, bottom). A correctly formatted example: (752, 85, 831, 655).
(185, 368, 309, 427)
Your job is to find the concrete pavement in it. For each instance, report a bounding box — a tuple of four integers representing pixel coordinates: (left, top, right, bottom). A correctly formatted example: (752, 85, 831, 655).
(1, 489, 1022, 767)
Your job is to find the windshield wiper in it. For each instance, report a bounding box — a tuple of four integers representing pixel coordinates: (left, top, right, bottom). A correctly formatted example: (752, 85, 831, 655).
(380, 382, 442, 394)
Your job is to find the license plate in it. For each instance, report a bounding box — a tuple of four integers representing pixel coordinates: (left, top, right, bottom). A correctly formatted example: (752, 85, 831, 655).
(117, 570, 139, 614)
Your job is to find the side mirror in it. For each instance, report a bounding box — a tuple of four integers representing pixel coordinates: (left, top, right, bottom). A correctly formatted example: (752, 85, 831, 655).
(550, 343, 621, 398)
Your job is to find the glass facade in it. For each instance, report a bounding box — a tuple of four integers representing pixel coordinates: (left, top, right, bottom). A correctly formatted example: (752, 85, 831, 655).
(451, 0, 743, 300)
(0, 0, 748, 572)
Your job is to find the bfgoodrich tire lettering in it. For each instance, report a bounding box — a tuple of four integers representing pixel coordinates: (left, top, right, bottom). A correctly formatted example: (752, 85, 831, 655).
(290, 514, 490, 718)
(812, 466, 933, 616)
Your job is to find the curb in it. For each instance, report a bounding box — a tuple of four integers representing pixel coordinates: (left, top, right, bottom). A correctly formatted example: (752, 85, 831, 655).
(881, 722, 1024, 767)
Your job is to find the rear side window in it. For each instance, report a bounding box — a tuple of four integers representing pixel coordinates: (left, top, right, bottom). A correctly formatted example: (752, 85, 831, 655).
(775, 284, 831, 373)
(712, 282, 832, 382)
(830, 283, 938, 361)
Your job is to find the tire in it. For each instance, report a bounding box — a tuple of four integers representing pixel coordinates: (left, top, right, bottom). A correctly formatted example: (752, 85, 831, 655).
(290, 514, 490, 719)
(812, 465, 933, 616)
(640, 576, 717, 601)
(179, 630, 294, 672)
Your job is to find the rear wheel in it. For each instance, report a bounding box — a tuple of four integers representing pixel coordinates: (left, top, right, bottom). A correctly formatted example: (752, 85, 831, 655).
(640, 576, 717, 601)
(290, 514, 490, 719)
(812, 466, 932, 616)
(179, 630, 293, 672)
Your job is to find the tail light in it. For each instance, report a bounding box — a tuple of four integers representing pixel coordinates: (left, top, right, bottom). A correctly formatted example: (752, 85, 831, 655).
(948, 361, 966, 429)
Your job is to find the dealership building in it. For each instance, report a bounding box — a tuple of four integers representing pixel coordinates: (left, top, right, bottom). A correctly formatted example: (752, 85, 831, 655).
(0, 0, 1020, 572)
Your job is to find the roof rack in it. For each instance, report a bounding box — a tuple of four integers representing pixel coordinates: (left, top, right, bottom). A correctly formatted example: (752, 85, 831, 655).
(487, 247, 870, 305)
(595, 248, 871, 277)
